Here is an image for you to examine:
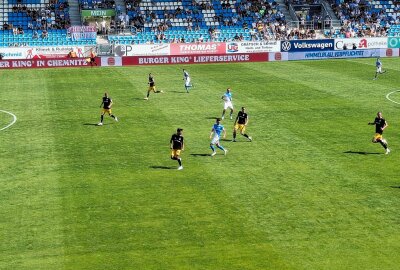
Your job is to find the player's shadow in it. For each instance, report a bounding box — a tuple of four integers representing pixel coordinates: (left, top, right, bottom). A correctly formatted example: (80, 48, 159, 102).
(390, 186, 400, 189)
(83, 123, 111, 126)
(343, 150, 382, 155)
(190, 153, 210, 157)
(149, 165, 176, 170)
(205, 117, 217, 119)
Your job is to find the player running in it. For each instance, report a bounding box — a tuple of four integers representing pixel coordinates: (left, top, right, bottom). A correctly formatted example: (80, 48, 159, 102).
(144, 73, 163, 100)
(233, 107, 252, 142)
(221, 88, 234, 120)
(170, 128, 185, 170)
(368, 111, 390, 154)
(373, 57, 386, 80)
(210, 118, 227, 156)
(98, 92, 118, 126)
(183, 69, 193, 93)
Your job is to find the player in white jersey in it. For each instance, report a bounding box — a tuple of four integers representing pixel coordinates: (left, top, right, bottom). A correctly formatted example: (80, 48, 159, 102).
(183, 69, 193, 93)
(373, 57, 386, 80)
(221, 88, 234, 120)
(210, 118, 227, 156)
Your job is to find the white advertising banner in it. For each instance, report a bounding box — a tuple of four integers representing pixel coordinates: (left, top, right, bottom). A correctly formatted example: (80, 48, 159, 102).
(226, 41, 281, 53)
(268, 52, 288, 61)
(334, 37, 388, 50)
(114, 44, 170, 56)
(0, 46, 86, 59)
(101, 56, 122, 66)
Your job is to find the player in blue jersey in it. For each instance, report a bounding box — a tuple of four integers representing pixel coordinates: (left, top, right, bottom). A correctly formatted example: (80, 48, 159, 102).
(373, 57, 386, 80)
(221, 88, 234, 120)
(210, 118, 227, 156)
(183, 69, 193, 93)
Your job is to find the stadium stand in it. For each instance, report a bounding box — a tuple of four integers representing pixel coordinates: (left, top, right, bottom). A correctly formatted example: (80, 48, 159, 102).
(79, 0, 116, 9)
(0, 0, 96, 47)
(109, 0, 291, 44)
(0, 0, 399, 47)
(324, 0, 400, 38)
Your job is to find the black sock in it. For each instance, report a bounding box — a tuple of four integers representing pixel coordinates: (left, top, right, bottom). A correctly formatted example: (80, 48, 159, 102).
(243, 134, 249, 138)
(178, 158, 182, 166)
(147, 92, 150, 98)
(100, 115, 104, 122)
(233, 133, 236, 139)
(111, 115, 115, 119)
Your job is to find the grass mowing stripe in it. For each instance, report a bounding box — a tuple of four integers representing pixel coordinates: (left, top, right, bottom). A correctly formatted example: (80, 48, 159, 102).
(0, 71, 66, 268)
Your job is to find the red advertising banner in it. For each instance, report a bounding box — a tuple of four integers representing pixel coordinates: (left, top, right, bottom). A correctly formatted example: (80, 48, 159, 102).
(170, 42, 226, 55)
(0, 58, 94, 69)
(122, 53, 268, 66)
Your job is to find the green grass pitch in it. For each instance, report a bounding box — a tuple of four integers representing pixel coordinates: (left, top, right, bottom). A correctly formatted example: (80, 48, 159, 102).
(1, 58, 400, 270)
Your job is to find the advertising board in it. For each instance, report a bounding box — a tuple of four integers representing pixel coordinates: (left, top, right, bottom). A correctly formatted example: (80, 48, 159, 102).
(226, 41, 280, 53)
(0, 58, 91, 69)
(268, 52, 289, 61)
(281, 39, 334, 52)
(334, 38, 387, 50)
(0, 46, 86, 59)
(288, 49, 381, 60)
(388, 37, 400, 48)
(81, 9, 116, 17)
(68, 26, 97, 41)
(100, 57, 122, 66)
(114, 44, 170, 56)
(170, 42, 226, 55)
(122, 53, 268, 65)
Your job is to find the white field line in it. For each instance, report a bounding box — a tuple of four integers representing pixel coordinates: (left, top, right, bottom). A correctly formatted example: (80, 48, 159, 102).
(0, 110, 17, 131)
(385, 90, 400, 105)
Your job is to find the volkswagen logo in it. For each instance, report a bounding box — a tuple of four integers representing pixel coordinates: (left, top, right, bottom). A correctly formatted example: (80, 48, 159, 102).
(281, 41, 291, 51)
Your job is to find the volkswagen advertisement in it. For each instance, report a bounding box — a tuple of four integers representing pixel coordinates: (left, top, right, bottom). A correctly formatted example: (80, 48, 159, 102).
(281, 39, 335, 52)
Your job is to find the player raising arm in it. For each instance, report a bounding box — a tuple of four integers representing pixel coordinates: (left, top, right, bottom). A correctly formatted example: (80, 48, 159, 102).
(183, 69, 193, 93)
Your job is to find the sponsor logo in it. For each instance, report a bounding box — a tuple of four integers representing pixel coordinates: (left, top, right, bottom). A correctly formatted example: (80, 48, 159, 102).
(335, 38, 388, 50)
(358, 39, 368, 48)
(293, 41, 333, 50)
(179, 43, 219, 52)
(388, 37, 400, 48)
(386, 49, 393, 57)
(275, 52, 282, 61)
(281, 41, 291, 51)
(114, 45, 126, 57)
(107, 57, 115, 65)
(227, 43, 239, 53)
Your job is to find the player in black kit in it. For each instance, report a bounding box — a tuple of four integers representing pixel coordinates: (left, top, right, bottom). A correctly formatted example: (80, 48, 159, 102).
(368, 111, 390, 154)
(98, 92, 118, 126)
(232, 107, 252, 142)
(170, 128, 184, 170)
(144, 73, 163, 100)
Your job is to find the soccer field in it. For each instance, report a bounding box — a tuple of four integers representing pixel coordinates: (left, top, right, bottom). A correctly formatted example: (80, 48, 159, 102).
(1, 58, 400, 270)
